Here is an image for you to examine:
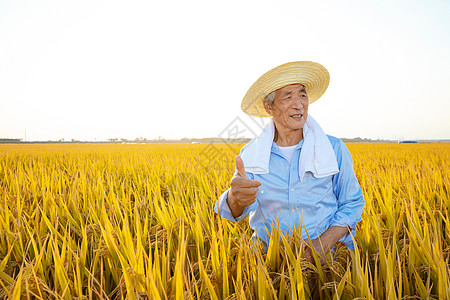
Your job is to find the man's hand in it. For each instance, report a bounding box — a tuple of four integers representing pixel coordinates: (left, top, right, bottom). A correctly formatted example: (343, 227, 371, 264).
(303, 238, 328, 265)
(302, 226, 349, 265)
(227, 156, 261, 218)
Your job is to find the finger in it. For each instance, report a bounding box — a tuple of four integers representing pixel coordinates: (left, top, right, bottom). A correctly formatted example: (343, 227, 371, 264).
(234, 178, 261, 188)
(233, 193, 258, 203)
(236, 197, 257, 207)
(233, 186, 259, 196)
(235, 156, 247, 178)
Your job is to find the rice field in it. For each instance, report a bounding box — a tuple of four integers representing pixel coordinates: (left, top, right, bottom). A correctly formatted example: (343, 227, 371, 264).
(0, 142, 449, 299)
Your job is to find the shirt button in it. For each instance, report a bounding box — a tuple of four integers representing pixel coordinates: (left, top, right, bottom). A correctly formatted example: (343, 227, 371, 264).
(290, 188, 294, 192)
(261, 190, 264, 194)
(285, 167, 289, 170)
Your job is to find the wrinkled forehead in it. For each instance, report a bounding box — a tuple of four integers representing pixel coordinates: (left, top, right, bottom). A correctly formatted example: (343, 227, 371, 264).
(275, 84, 307, 96)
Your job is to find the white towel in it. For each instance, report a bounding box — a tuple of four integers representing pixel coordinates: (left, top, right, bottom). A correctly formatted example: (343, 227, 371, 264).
(240, 115, 339, 181)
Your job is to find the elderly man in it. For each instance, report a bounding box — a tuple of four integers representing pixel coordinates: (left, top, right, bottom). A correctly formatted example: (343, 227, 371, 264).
(214, 61, 365, 262)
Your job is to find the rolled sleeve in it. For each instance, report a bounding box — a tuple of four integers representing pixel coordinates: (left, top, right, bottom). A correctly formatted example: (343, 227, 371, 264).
(214, 189, 254, 222)
(330, 140, 365, 247)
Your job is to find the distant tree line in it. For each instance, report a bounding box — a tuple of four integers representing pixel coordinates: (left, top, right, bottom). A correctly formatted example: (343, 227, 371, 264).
(0, 137, 252, 144)
(1, 137, 448, 144)
(0, 138, 22, 143)
(340, 137, 393, 143)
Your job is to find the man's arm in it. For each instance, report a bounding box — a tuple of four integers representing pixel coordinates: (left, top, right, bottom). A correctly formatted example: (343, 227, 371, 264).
(328, 139, 365, 248)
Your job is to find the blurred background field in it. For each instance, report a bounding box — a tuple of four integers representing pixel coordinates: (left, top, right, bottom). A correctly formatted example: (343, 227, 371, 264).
(0, 143, 449, 299)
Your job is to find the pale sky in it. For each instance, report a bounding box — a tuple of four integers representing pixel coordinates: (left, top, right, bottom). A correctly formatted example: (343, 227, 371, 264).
(1, 0, 449, 141)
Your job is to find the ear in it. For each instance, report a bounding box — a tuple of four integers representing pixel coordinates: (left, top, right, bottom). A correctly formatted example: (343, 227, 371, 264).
(263, 100, 273, 116)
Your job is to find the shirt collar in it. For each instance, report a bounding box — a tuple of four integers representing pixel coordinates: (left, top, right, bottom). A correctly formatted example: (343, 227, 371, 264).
(271, 138, 304, 155)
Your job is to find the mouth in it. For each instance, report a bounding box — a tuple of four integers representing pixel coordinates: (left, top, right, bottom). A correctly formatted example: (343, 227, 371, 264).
(290, 113, 304, 120)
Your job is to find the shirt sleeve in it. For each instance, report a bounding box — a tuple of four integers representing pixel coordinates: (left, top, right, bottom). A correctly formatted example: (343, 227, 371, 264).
(330, 139, 365, 247)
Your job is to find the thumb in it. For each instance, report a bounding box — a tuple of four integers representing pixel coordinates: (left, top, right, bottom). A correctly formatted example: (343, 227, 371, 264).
(235, 156, 247, 178)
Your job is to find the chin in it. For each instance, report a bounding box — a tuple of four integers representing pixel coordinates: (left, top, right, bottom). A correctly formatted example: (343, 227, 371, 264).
(290, 120, 306, 129)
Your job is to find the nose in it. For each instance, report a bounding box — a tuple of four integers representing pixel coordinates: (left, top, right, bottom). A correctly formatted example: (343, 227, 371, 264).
(291, 96, 304, 109)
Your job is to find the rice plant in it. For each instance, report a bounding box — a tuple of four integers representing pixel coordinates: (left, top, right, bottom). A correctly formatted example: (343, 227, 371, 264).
(0, 142, 448, 299)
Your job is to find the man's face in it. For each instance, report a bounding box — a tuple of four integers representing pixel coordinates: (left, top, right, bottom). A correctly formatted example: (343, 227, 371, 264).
(263, 84, 309, 132)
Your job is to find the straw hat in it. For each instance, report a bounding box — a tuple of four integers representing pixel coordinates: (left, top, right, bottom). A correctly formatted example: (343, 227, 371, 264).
(241, 61, 330, 118)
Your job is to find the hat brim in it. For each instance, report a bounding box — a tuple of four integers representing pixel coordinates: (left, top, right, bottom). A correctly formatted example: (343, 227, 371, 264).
(241, 61, 330, 118)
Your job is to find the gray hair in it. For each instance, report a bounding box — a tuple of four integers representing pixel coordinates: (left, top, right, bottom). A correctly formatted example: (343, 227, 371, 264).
(264, 90, 276, 104)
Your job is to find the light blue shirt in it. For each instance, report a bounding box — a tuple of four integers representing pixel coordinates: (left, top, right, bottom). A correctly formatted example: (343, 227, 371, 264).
(214, 135, 365, 250)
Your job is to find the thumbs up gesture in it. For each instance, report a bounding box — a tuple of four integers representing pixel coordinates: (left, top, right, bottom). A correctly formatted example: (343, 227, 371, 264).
(227, 156, 262, 218)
